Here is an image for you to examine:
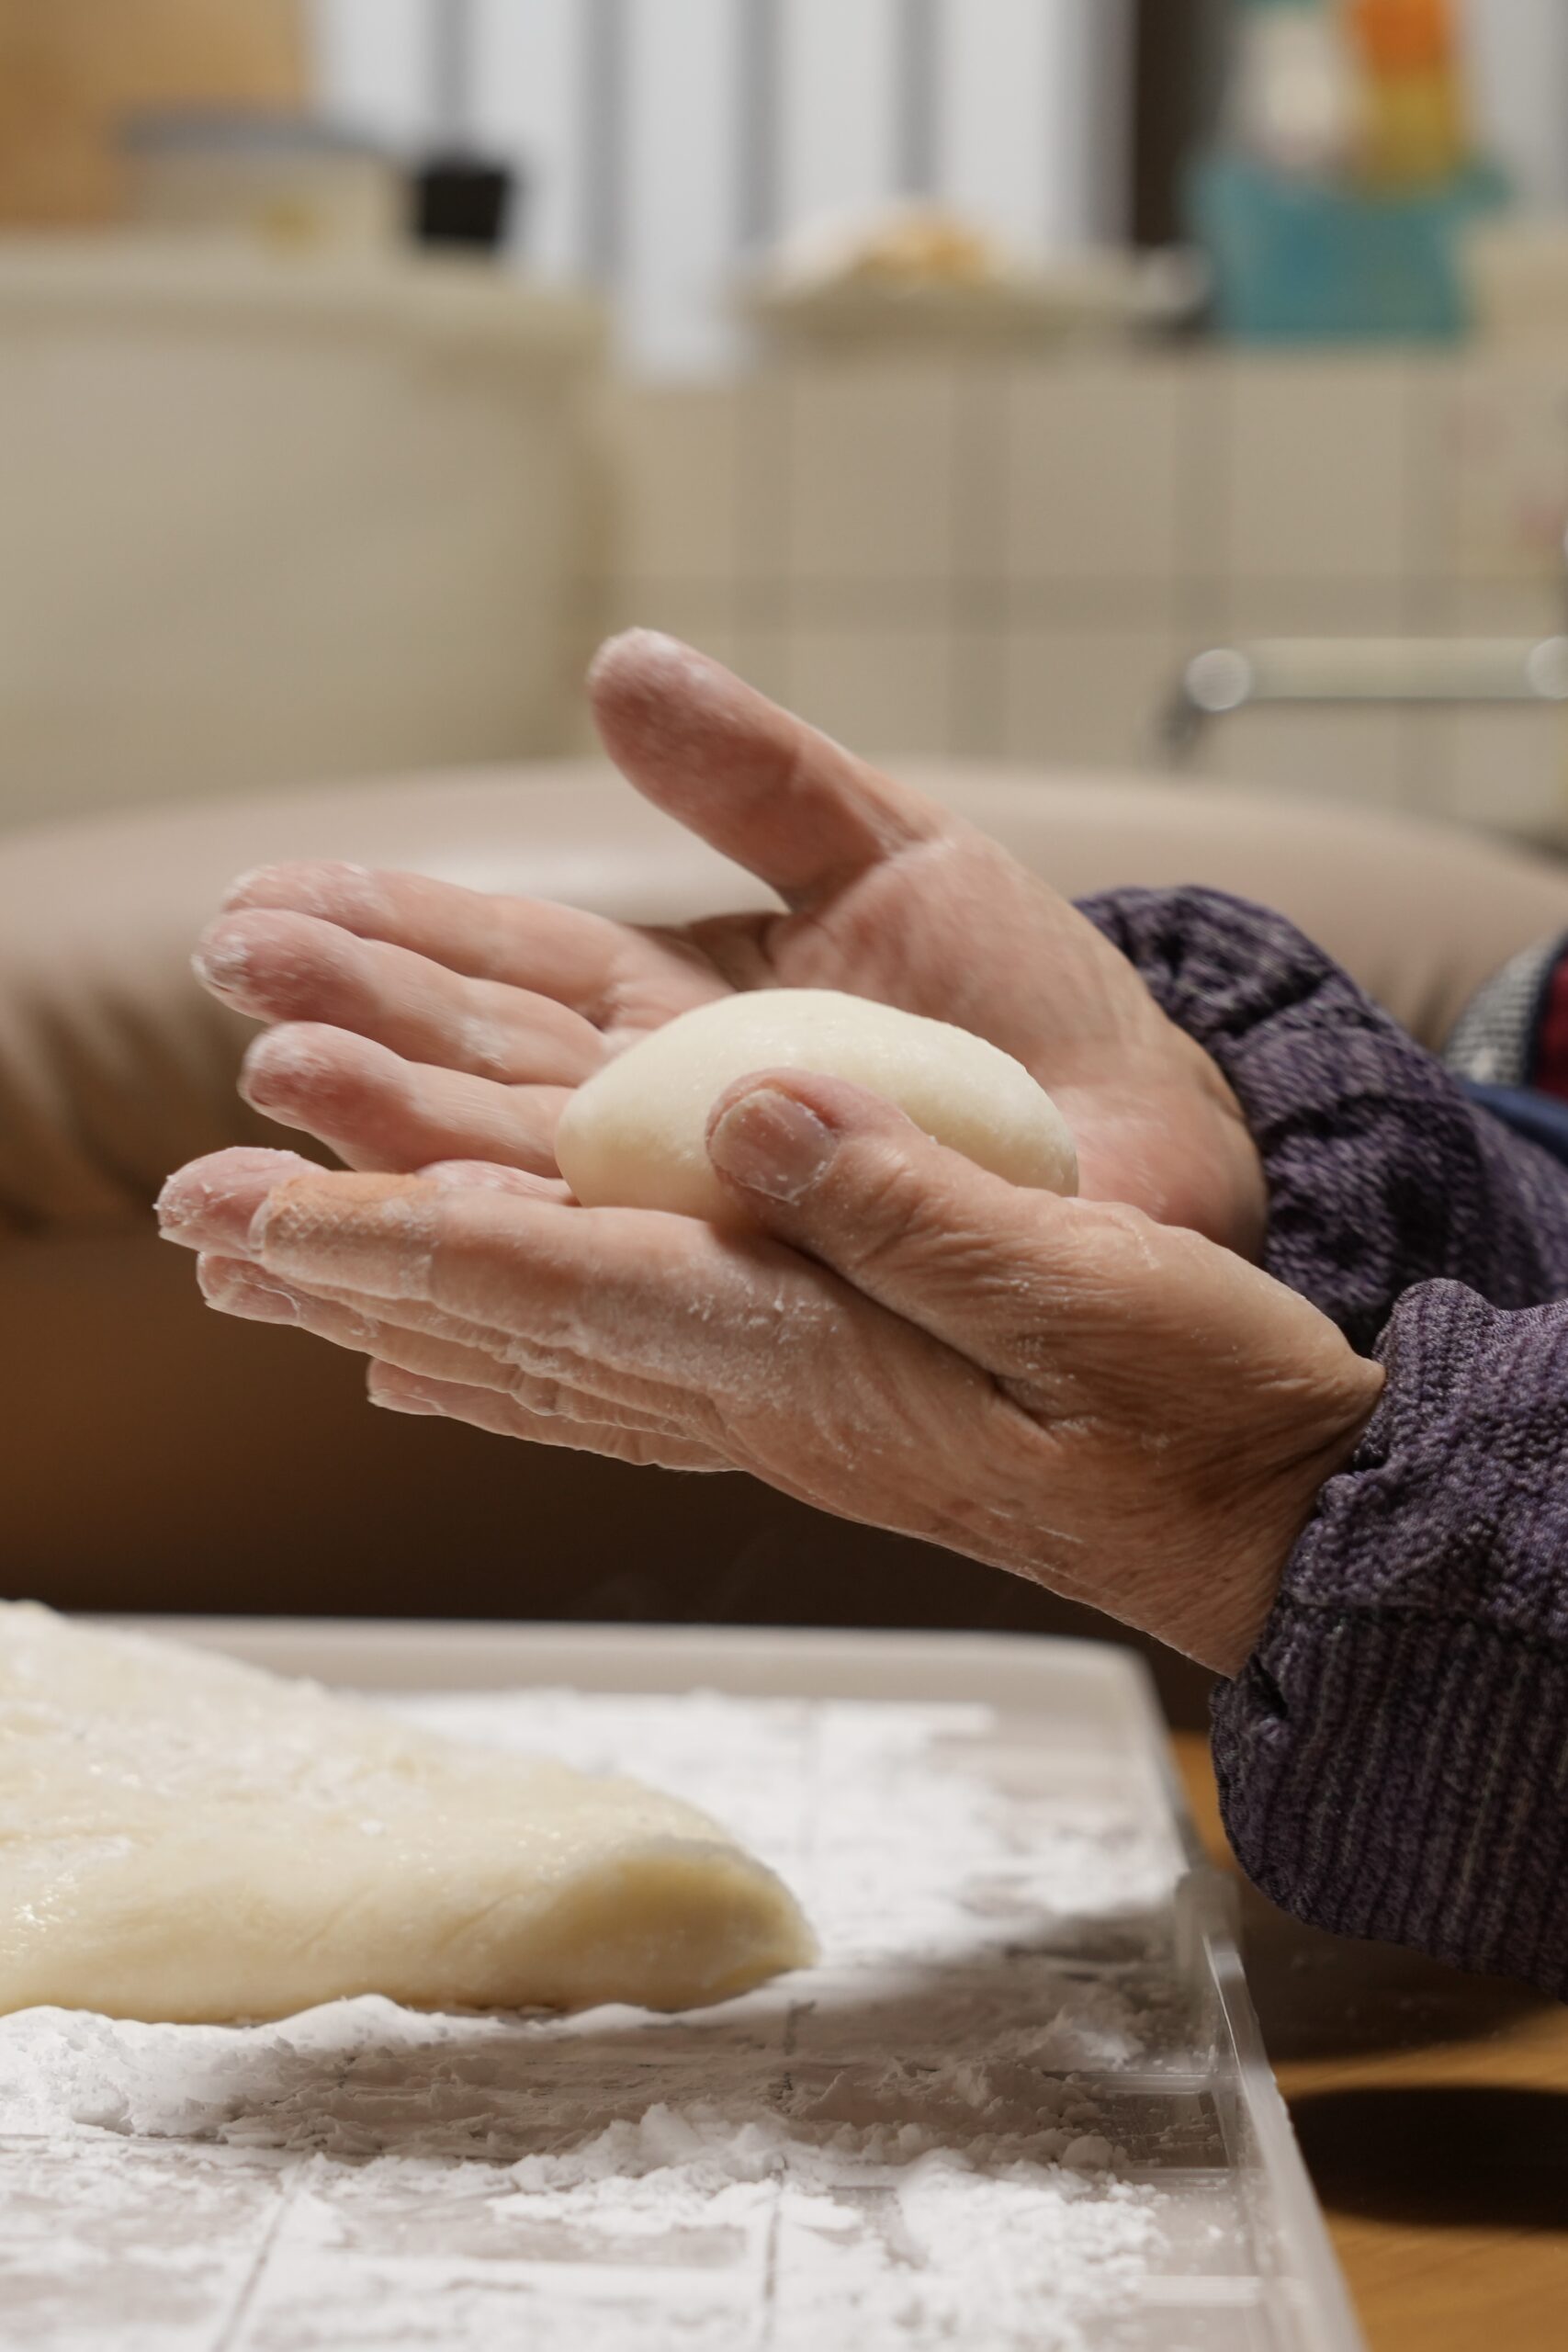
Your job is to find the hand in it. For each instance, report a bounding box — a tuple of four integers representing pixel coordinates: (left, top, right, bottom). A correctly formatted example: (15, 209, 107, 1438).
(192, 632, 1267, 1255)
(158, 1083, 1381, 1673)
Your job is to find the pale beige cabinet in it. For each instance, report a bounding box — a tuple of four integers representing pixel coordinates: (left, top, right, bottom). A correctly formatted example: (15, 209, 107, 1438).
(0, 242, 604, 828)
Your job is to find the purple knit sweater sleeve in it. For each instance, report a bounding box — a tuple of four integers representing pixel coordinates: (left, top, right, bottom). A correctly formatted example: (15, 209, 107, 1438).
(1079, 887, 1568, 1990)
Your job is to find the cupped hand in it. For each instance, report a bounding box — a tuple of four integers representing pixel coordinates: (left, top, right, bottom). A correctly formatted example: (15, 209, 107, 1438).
(194, 632, 1266, 1255)
(158, 1083, 1380, 1673)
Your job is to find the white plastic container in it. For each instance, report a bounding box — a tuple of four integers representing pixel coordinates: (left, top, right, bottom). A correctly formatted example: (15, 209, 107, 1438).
(0, 1621, 1365, 2350)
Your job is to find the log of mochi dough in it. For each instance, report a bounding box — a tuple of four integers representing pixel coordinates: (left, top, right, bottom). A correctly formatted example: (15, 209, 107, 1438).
(0, 1603, 815, 2024)
(555, 987, 1078, 1224)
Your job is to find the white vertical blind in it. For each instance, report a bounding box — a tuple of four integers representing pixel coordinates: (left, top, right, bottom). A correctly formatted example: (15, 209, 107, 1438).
(310, 0, 427, 142)
(1048, 0, 1134, 248)
(941, 0, 1061, 255)
(776, 0, 902, 240)
(624, 0, 740, 376)
(306, 0, 1129, 376)
(467, 0, 584, 280)
(1461, 0, 1568, 209)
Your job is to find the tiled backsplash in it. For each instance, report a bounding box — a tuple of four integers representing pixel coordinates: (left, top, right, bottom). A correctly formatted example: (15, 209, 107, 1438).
(597, 352, 1568, 840)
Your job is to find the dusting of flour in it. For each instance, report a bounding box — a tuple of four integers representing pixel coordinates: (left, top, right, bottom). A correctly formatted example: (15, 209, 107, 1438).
(0, 1690, 1221, 2352)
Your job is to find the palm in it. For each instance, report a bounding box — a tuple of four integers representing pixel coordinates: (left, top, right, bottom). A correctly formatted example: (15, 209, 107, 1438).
(209, 637, 1263, 1253)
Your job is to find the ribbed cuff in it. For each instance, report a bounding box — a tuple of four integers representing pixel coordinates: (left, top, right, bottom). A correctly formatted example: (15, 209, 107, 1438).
(1079, 887, 1568, 1351)
(1212, 1281, 1568, 1992)
(1214, 1600, 1568, 1992)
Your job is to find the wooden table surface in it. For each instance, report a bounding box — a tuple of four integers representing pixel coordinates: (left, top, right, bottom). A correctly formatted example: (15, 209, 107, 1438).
(1173, 1734, 1568, 2350)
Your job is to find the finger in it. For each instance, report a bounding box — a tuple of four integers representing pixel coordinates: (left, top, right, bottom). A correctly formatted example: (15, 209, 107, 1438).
(197, 1253, 705, 1440)
(243, 1165, 992, 1508)
(366, 1364, 730, 1472)
(156, 1147, 325, 1254)
(704, 1072, 1224, 1391)
(588, 630, 953, 911)
(239, 1025, 570, 1176)
(247, 1169, 784, 1353)
(221, 860, 715, 1026)
(156, 1148, 569, 1258)
(195, 910, 604, 1085)
(196, 1243, 721, 1422)
(419, 1159, 574, 1202)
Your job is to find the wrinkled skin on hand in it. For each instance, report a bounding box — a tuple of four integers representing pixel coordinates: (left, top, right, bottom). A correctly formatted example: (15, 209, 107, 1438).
(193, 631, 1268, 1256)
(167, 633, 1382, 1672)
(159, 1080, 1381, 1676)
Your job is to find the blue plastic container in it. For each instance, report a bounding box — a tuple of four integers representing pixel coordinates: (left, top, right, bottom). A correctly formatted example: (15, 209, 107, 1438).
(1190, 151, 1508, 342)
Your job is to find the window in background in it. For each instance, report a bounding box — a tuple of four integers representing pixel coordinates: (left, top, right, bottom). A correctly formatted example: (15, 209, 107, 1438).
(308, 0, 1131, 376)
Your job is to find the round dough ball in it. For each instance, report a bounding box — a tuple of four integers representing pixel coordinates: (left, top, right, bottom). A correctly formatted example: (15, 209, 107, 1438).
(554, 988, 1078, 1223)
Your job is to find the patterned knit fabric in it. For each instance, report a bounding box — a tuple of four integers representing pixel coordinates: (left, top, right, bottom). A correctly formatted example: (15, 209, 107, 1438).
(1079, 887, 1568, 1992)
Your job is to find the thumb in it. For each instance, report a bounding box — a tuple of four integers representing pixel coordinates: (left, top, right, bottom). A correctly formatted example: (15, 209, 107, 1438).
(705, 1071, 1120, 1381)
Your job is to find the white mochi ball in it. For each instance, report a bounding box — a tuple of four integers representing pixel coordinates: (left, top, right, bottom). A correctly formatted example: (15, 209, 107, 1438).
(554, 988, 1078, 1224)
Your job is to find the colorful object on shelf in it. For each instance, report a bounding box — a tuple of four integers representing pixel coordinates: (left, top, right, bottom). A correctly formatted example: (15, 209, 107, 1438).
(1190, 0, 1507, 343)
(1224, 0, 1359, 179)
(1192, 152, 1506, 343)
(1347, 0, 1472, 188)
(744, 203, 1202, 351)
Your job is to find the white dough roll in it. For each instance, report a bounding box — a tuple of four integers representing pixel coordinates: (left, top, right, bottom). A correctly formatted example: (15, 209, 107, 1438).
(555, 988, 1078, 1224)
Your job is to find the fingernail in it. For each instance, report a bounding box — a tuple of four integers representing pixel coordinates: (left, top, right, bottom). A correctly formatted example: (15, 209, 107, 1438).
(370, 1386, 441, 1416)
(240, 1031, 323, 1111)
(223, 860, 376, 918)
(587, 627, 678, 685)
(191, 925, 253, 995)
(158, 1150, 320, 1250)
(708, 1089, 837, 1204)
(155, 1172, 197, 1234)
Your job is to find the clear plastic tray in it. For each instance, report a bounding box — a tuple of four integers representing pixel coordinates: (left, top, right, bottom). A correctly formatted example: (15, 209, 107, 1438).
(2, 1620, 1365, 2351)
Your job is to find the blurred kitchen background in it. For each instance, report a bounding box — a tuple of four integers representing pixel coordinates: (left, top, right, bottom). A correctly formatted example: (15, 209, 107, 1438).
(28, 0, 1568, 1692)
(6, 0, 1568, 844)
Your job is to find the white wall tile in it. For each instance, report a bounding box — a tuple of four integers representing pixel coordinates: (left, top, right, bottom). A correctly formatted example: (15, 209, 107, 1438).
(1002, 628, 1179, 770)
(1434, 578, 1568, 634)
(1216, 581, 1414, 638)
(1224, 356, 1415, 584)
(729, 628, 797, 708)
(615, 386, 741, 587)
(1199, 707, 1410, 808)
(1435, 361, 1568, 582)
(1446, 707, 1568, 839)
(786, 358, 960, 584)
(599, 586, 738, 662)
(788, 625, 954, 753)
(1003, 361, 1186, 595)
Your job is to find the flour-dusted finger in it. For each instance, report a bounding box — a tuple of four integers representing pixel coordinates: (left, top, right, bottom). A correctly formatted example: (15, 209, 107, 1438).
(197, 1252, 713, 1442)
(588, 631, 957, 914)
(366, 1365, 731, 1471)
(246, 1170, 993, 1505)
(221, 860, 724, 1029)
(157, 1148, 324, 1255)
(240, 1024, 570, 1176)
(157, 1148, 568, 1260)
(196, 909, 605, 1086)
(249, 1173, 807, 1357)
